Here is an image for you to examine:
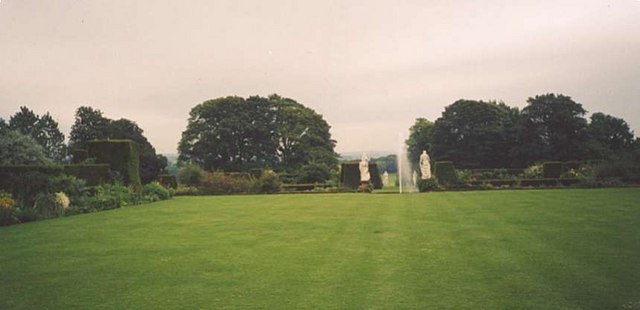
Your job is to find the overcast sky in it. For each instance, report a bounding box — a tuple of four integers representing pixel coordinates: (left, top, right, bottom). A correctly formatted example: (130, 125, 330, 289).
(1, 0, 639, 154)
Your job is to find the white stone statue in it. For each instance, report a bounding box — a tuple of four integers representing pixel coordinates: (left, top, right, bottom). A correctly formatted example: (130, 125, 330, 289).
(359, 153, 370, 182)
(419, 150, 432, 179)
(412, 170, 418, 186)
(382, 171, 389, 186)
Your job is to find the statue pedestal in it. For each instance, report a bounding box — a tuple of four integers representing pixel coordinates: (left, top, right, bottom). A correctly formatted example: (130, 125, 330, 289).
(359, 181, 370, 192)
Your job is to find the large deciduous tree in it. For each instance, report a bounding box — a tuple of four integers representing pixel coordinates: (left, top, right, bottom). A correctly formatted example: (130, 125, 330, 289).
(178, 95, 337, 175)
(270, 94, 338, 172)
(8, 106, 66, 162)
(431, 99, 518, 168)
(68, 106, 167, 183)
(513, 94, 589, 166)
(68, 106, 111, 151)
(586, 112, 635, 159)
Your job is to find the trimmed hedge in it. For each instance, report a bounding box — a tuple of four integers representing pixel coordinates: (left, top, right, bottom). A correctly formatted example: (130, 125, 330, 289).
(157, 174, 178, 189)
(87, 140, 141, 188)
(71, 149, 88, 164)
(63, 164, 110, 186)
(340, 162, 383, 190)
(0, 165, 64, 204)
(543, 162, 563, 179)
(434, 161, 457, 186)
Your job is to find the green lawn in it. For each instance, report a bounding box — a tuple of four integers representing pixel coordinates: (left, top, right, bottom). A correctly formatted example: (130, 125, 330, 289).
(1, 189, 639, 309)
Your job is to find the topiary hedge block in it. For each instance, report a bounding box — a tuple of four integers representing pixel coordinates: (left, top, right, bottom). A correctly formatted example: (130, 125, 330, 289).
(87, 140, 141, 188)
(340, 162, 383, 189)
(71, 149, 89, 164)
(157, 174, 178, 189)
(543, 162, 563, 179)
(63, 164, 110, 186)
(434, 161, 457, 186)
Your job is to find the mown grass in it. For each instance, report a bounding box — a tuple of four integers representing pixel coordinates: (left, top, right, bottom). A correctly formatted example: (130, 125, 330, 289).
(1, 188, 639, 309)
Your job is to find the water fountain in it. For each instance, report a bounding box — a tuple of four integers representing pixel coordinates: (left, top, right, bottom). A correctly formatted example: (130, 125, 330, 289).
(397, 133, 417, 193)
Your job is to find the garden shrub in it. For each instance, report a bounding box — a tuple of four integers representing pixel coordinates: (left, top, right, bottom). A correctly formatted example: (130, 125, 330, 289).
(143, 182, 173, 201)
(157, 174, 178, 189)
(63, 164, 110, 186)
(87, 140, 141, 188)
(417, 178, 438, 192)
(175, 185, 199, 196)
(259, 170, 281, 193)
(14, 207, 38, 223)
(0, 191, 17, 226)
(199, 172, 257, 195)
(297, 163, 332, 183)
(434, 161, 457, 186)
(178, 164, 204, 186)
(34, 192, 69, 219)
(543, 162, 563, 179)
(519, 178, 560, 187)
(0, 165, 64, 206)
(520, 163, 543, 179)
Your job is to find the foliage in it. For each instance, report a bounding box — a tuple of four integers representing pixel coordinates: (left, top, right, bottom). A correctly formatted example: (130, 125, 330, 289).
(513, 94, 589, 166)
(199, 172, 258, 195)
(0, 191, 17, 226)
(143, 182, 173, 201)
(587, 112, 635, 159)
(178, 95, 338, 173)
(0, 165, 63, 206)
(258, 170, 282, 194)
(87, 140, 141, 188)
(433, 161, 458, 186)
(406, 118, 435, 166)
(520, 163, 543, 179)
(543, 162, 563, 179)
(8, 107, 66, 162)
(431, 100, 518, 168)
(0, 130, 53, 165)
(63, 164, 111, 186)
(372, 154, 397, 173)
(33, 192, 69, 219)
(417, 178, 438, 192)
(157, 174, 178, 189)
(270, 94, 338, 173)
(178, 164, 205, 186)
(297, 163, 332, 183)
(175, 185, 200, 196)
(68, 106, 167, 184)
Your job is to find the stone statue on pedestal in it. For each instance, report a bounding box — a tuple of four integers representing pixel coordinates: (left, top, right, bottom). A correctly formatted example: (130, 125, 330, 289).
(382, 171, 389, 186)
(419, 150, 432, 179)
(359, 153, 370, 182)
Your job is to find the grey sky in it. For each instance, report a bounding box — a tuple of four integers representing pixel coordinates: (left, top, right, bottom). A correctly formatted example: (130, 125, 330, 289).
(1, 0, 639, 154)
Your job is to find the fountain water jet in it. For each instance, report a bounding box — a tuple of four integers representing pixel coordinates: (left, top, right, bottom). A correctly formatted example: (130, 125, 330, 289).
(397, 133, 417, 193)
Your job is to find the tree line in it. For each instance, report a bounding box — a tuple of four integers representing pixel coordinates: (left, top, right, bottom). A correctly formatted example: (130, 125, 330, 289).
(1, 106, 167, 184)
(1, 94, 339, 183)
(406, 93, 638, 168)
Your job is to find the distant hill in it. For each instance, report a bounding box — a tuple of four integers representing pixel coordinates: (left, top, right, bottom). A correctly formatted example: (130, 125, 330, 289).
(339, 151, 395, 162)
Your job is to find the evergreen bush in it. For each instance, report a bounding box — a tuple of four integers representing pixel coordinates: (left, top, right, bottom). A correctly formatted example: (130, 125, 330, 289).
(543, 162, 563, 178)
(417, 178, 438, 192)
(434, 161, 457, 186)
(157, 174, 178, 189)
